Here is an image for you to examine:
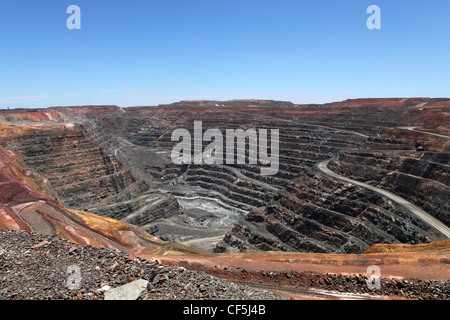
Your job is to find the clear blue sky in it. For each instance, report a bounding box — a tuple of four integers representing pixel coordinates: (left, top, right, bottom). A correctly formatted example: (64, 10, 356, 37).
(0, 0, 449, 108)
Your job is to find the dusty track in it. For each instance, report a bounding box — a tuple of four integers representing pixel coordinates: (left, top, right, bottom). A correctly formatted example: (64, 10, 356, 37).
(141, 247, 449, 299)
(144, 250, 450, 282)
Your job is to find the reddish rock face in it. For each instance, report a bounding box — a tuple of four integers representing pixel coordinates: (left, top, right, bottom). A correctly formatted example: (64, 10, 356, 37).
(0, 111, 65, 122)
(46, 105, 123, 118)
(329, 98, 431, 108)
(0, 144, 170, 255)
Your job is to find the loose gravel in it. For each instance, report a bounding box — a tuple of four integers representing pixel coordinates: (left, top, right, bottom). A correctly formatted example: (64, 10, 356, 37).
(0, 230, 285, 300)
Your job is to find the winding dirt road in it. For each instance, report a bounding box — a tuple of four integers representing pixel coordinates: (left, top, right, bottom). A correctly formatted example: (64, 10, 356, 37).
(318, 160, 450, 239)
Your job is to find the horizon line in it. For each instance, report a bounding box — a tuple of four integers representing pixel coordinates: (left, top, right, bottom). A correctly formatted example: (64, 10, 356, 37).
(1, 96, 448, 111)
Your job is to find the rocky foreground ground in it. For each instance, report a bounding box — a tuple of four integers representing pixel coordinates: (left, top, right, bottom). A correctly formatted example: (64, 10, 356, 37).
(0, 230, 284, 300)
(1, 230, 449, 300)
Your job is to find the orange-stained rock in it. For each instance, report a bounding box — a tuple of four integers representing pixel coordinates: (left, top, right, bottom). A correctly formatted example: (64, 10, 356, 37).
(0, 144, 190, 255)
(363, 240, 450, 254)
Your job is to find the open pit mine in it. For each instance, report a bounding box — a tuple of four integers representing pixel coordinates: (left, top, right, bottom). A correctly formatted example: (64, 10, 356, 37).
(0, 98, 449, 300)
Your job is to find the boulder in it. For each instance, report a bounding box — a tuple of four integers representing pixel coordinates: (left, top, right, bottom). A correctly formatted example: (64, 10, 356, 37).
(104, 279, 149, 300)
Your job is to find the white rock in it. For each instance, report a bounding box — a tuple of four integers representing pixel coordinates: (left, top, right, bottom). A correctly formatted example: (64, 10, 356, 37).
(98, 285, 111, 292)
(104, 279, 149, 300)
